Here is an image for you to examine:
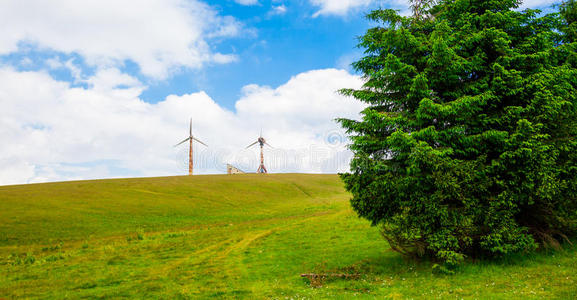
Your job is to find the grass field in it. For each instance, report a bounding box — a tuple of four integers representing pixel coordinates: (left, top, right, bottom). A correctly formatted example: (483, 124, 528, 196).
(1, 174, 576, 299)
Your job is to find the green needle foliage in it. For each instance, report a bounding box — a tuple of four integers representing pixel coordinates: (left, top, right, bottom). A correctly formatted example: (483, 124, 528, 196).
(339, 0, 577, 265)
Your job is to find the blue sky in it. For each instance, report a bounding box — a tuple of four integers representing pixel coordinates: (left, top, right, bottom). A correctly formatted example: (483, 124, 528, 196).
(0, 0, 561, 185)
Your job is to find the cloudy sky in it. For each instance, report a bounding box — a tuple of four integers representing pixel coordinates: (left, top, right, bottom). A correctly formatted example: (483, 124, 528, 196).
(0, 0, 561, 185)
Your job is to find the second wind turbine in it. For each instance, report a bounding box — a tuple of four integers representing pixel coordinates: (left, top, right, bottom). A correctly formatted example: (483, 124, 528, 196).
(246, 131, 272, 174)
(175, 119, 207, 175)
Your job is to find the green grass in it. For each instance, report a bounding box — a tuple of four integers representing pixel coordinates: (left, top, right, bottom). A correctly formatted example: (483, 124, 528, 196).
(0, 174, 576, 299)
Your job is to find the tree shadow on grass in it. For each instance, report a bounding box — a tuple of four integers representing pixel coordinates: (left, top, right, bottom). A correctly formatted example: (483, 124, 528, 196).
(301, 250, 430, 288)
(464, 240, 577, 269)
(308, 239, 577, 286)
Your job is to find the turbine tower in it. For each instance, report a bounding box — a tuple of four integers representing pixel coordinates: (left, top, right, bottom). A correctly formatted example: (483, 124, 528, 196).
(246, 131, 272, 174)
(174, 119, 207, 175)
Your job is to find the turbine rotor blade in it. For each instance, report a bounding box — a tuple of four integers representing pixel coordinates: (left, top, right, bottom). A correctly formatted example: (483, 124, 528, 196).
(174, 137, 191, 147)
(189, 118, 192, 137)
(193, 137, 208, 147)
(246, 140, 259, 149)
(265, 142, 273, 148)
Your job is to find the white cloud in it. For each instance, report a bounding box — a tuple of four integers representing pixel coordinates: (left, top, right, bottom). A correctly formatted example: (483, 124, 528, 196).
(336, 51, 362, 71)
(0, 67, 364, 185)
(19, 57, 33, 67)
(310, 0, 374, 17)
(0, 159, 35, 186)
(235, 0, 259, 5)
(0, 0, 245, 79)
(519, 0, 560, 8)
(269, 5, 288, 16)
(45, 57, 65, 70)
(85, 68, 143, 92)
(236, 69, 363, 133)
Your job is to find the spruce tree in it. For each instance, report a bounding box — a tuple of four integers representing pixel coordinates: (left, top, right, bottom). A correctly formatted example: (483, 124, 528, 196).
(339, 0, 577, 264)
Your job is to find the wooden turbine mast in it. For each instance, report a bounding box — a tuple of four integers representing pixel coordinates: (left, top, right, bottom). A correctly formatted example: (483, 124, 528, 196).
(174, 119, 207, 175)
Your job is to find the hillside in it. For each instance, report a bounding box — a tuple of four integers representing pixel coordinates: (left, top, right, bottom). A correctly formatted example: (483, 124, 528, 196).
(1, 174, 576, 299)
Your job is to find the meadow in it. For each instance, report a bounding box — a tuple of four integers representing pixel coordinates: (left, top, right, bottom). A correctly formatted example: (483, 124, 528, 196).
(0, 174, 576, 299)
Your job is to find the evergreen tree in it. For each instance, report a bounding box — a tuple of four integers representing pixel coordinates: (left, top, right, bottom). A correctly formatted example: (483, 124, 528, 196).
(339, 0, 577, 264)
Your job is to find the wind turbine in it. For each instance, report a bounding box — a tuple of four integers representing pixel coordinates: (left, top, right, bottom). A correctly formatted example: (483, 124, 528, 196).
(175, 119, 207, 175)
(247, 130, 272, 174)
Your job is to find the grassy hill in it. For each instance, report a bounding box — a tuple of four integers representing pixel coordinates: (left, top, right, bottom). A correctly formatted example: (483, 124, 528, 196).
(1, 174, 576, 299)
